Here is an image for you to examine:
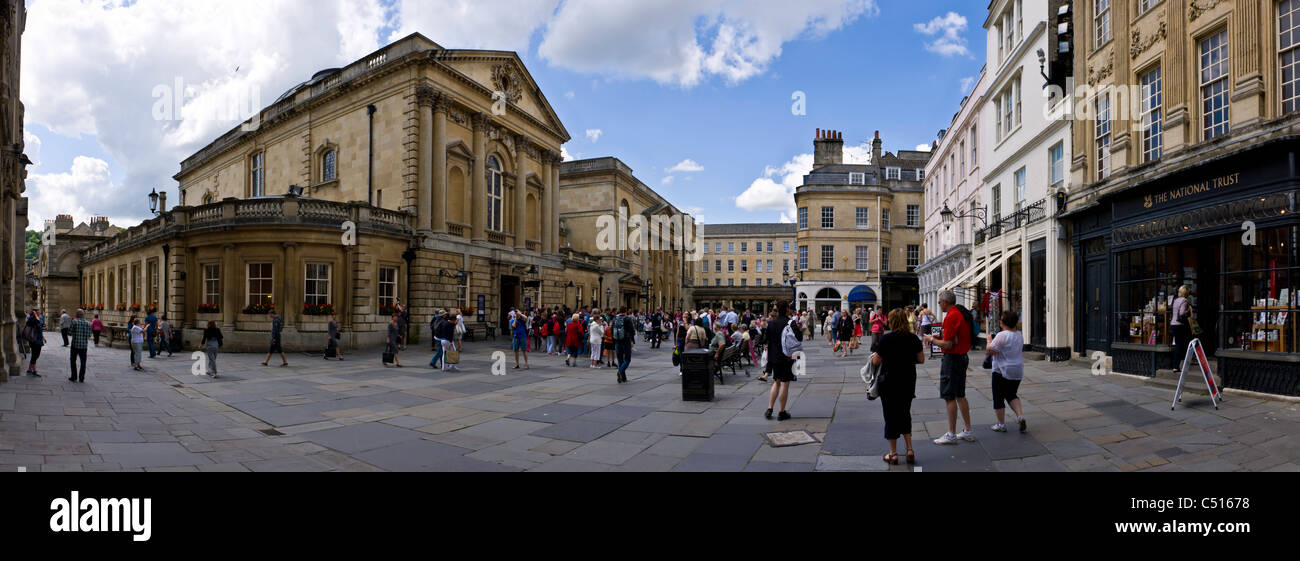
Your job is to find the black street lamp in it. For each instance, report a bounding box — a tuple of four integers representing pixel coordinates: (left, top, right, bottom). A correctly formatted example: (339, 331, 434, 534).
(940, 203, 988, 231)
(148, 188, 160, 215)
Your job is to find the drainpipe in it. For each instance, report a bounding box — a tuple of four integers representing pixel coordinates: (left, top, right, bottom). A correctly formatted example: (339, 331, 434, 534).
(367, 105, 377, 205)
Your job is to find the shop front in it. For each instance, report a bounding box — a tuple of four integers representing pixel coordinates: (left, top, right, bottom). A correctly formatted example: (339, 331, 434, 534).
(1073, 139, 1300, 396)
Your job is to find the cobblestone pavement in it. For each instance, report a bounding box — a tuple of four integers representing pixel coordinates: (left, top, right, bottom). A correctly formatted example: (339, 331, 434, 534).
(3, 335, 1299, 472)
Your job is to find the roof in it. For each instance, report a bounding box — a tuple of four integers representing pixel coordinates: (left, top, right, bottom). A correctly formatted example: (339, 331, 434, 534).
(699, 223, 797, 236)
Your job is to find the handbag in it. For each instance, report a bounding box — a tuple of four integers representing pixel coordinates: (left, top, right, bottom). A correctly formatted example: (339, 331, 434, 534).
(982, 353, 993, 369)
(860, 355, 883, 400)
(444, 348, 461, 364)
(1188, 317, 1203, 336)
(671, 348, 680, 367)
(382, 352, 395, 365)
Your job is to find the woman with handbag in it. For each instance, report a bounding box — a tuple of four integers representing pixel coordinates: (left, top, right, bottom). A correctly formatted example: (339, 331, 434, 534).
(1171, 285, 1194, 367)
(24, 309, 45, 377)
(871, 308, 925, 465)
(324, 313, 344, 361)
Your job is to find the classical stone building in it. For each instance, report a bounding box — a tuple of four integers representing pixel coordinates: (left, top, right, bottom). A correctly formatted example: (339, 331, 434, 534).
(34, 215, 119, 321)
(1, 0, 29, 382)
(693, 223, 796, 314)
(557, 157, 695, 313)
(1066, 0, 1300, 395)
(794, 129, 929, 315)
(76, 33, 580, 351)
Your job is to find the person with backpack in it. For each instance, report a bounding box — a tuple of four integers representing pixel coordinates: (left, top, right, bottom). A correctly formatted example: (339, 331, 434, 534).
(924, 290, 977, 445)
(613, 308, 636, 383)
(765, 301, 800, 421)
(24, 309, 46, 377)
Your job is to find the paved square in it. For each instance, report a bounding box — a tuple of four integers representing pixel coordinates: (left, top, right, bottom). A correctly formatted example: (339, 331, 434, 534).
(2, 337, 1298, 471)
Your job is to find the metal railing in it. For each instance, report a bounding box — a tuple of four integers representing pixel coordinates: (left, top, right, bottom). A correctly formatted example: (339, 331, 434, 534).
(974, 198, 1046, 246)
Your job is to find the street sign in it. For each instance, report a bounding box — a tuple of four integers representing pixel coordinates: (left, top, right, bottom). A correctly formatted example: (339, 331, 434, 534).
(1172, 339, 1222, 410)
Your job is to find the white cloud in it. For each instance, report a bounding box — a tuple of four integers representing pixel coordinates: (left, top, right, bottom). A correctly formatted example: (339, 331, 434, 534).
(915, 144, 932, 152)
(565, 91, 575, 100)
(735, 143, 873, 214)
(914, 12, 970, 57)
(388, 0, 560, 51)
(26, 157, 133, 227)
(960, 75, 976, 94)
(586, 129, 604, 143)
(20, 0, 388, 227)
(561, 146, 574, 161)
(667, 158, 704, 173)
(540, 0, 879, 87)
(23, 131, 40, 167)
(683, 205, 706, 224)
(661, 176, 675, 185)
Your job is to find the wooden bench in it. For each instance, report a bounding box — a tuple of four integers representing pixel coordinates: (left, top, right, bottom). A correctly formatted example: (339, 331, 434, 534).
(716, 343, 748, 383)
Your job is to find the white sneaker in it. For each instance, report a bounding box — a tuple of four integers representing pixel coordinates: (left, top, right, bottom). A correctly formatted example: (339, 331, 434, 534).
(958, 429, 977, 442)
(933, 433, 959, 445)
(991, 424, 1007, 432)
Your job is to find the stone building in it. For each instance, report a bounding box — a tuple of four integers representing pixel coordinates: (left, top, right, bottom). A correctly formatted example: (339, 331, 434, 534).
(692, 223, 797, 314)
(557, 157, 695, 313)
(918, 69, 988, 319)
(1066, 0, 1300, 395)
(34, 216, 119, 321)
(76, 33, 581, 351)
(794, 129, 929, 315)
(1, 0, 29, 382)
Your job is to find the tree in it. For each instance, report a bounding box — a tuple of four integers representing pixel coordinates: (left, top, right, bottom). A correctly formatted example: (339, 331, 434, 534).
(24, 230, 40, 261)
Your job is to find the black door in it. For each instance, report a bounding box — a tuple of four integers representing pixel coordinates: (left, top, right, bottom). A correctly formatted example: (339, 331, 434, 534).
(1030, 240, 1047, 347)
(499, 276, 520, 329)
(1085, 259, 1110, 352)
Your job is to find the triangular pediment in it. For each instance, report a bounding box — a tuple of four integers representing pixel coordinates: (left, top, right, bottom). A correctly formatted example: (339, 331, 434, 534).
(434, 51, 571, 144)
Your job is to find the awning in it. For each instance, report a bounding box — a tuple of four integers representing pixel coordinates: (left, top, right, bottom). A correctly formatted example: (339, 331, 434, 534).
(847, 285, 877, 304)
(940, 256, 987, 293)
(981, 246, 1023, 288)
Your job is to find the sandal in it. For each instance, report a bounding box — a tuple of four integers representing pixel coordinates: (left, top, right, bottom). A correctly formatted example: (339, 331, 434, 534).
(906, 449, 916, 464)
(883, 453, 899, 465)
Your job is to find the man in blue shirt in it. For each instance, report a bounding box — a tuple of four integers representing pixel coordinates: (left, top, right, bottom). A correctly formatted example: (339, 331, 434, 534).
(145, 310, 158, 358)
(261, 309, 288, 367)
(510, 309, 530, 369)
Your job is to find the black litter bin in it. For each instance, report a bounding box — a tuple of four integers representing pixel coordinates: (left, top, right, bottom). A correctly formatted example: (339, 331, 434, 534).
(680, 349, 715, 402)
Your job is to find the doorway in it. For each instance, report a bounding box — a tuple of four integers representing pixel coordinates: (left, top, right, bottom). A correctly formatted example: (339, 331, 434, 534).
(499, 275, 520, 328)
(1085, 258, 1109, 353)
(1030, 239, 1047, 347)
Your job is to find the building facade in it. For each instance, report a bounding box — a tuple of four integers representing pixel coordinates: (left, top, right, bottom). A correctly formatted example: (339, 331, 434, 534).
(34, 216, 119, 321)
(557, 157, 694, 313)
(918, 69, 989, 318)
(693, 223, 797, 313)
(1, 0, 29, 382)
(75, 33, 581, 351)
(1067, 0, 1300, 396)
(794, 129, 929, 315)
(942, 0, 1074, 360)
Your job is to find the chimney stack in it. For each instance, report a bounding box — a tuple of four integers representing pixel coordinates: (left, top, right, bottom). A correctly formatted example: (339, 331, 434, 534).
(55, 214, 74, 232)
(814, 128, 844, 168)
(872, 131, 883, 166)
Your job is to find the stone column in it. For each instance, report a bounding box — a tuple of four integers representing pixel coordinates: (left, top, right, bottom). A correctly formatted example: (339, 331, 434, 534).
(1230, 0, 1266, 129)
(343, 246, 357, 333)
(432, 95, 448, 233)
(222, 244, 236, 329)
(283, 242, 298, 328)
(514, 134, 529, 250)
(471, 113, 490, 242)
(169, 246, 186, 330)
(1163, 0, 1189, 153)
(415, 87, 436, 234)
(541, 154, 553, 254)
(550, 154, 561, 251)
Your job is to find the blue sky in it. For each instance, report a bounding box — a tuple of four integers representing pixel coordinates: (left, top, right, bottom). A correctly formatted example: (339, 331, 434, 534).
(21, 0, 987, 228)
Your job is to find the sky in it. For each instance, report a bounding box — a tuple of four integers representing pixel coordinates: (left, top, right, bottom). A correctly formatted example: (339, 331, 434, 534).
(20, 0, 987, 229)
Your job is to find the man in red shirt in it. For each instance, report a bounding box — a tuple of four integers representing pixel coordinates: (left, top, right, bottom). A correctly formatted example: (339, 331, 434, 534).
(923, 290, 975, 445)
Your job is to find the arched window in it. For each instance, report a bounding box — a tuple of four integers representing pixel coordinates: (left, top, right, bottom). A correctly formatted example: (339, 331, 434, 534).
(322, 149, 337, 182)
(202, 193, 215, 205)
(488, 156, 503, 232)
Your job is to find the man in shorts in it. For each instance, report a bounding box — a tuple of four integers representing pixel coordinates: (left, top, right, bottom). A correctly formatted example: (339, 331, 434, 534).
(261, 309, 289, 367)
(510, 310, 530, 369)
(923, 290, 975, 445)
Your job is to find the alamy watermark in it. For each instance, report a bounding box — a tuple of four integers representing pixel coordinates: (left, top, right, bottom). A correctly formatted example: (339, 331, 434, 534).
(594, 210, 704, 261)
(153, 77, 262, 132)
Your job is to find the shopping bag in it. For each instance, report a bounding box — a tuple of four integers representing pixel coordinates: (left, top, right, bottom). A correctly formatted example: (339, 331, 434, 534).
(444, 349, 461, 364)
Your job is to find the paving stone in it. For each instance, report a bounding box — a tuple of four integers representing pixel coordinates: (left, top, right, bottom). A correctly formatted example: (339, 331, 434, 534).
(299, 422, 427, 454)
(814, 455, 890, 472)
(743, 461, 816, 472)
(508, 403, 598, 424)
(90, 442, 214, 469)
(531, 419, 622, 443)
(672, 453, 751, 472)
(564, 440, 649, 465)
(1045, 438, 1108, 460)
(352, 438, 474, 471)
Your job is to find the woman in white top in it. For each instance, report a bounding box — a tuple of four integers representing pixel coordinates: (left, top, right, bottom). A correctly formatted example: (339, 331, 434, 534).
(588, 317, 605, 368)
(985, 310, 1026, 433)
(129, 318, 146, 371)
(1170, 285, 1194, 366)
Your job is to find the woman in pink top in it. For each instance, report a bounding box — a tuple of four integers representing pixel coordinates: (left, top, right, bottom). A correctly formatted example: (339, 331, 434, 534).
(90, 315, 104, 347)
(870, 306, 887, 351)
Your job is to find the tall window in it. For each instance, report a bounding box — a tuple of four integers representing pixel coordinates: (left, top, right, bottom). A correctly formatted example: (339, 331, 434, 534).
(798, 246, 808, 270)
(821, 246, 835, 270)
(715, 260, 722, 273)
(379, 267, 398, 309)
(881, 209, 890, 231)
(881, 247, 891, 272)
(1201, 29, 1231, 140)
(856, 207, 870, 229)
(798, 207, 808, 229)
(305, 264, 331, 306)
(740, 242, 748, 252)
(766, 259, 773, 274)
(821, 206, 834, 229)
(1096, 94, 1112, 180)
(959, 141, 966, 175)
(487, 157, 504, 232)
(783, 242, 791, 253)
(907, 245, 920, 272)
(1139, 66, 1164, 162)
(783, 259, 790, 273)
(118, 267, 127, 305)
(148, 261, 159, 307)
(728, 260, 734, 272)
(992, 184, 1003, 224)
(906, 205, 920, 227)
(1050, 143, 1065, 189)
(1095, 0, 1111, 46)
(132, 264, 141, 305)
(250, 151, 265, 197)
(247, 263, 273, 307)
(715, 242, 722, 253)
(728, 242, 735, 253)
(855, 246, 870, 271)
(767, 242, 774, 252)
(701, 260, 708, 273)
(1139, 0, 1156, 14)
(203, 266, 221, 307)
(322, 149, 337, 182)
(1284, 0, 1300, 114)
(1014, 168, 1026, 212)
(740, 260, 748, 273)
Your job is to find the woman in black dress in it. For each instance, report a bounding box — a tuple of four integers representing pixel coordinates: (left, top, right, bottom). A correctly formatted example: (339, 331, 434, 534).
(837, 311, 854, 358)
(384, 313, 403, 367)
(871, 308, 925, 465)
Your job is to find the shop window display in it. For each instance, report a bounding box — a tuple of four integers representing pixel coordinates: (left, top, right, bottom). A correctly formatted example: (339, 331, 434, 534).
(1222, 226, 1297, 353)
